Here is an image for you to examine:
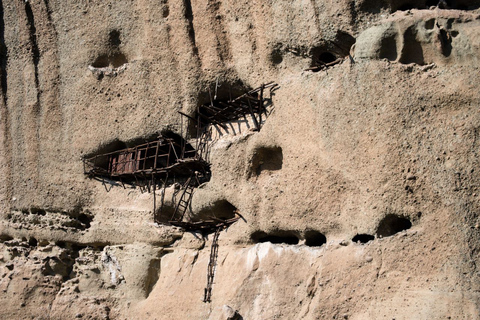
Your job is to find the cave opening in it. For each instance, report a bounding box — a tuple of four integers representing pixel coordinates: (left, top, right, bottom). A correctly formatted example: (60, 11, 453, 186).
(28, 237, 38, 247)
(91, 52, 128, 69)
(379, 33, 398, 61)
(196, 200, 238, 221)
(304, 230, 327, 247)
(376, 214, 412, 237)
(250, 146, 283, 176)
(188, 82, 277, 137)
(83, 131, 207, 183)
(251, 231, 300, 245)
(0, 235, 13, 242)
(318, 52, 337, 64)
(109, 30, 121, 47)
(76, 212, 93, 230)
(399, 26, 425, 65)
(352, 234, 375, 244)
(30, 207, 46, 216)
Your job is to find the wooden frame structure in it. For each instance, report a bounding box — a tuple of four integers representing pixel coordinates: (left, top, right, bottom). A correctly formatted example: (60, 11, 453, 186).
(83, 137, 209, 183)
(83, 83, 277, 303)
(180, 82, 278, 131)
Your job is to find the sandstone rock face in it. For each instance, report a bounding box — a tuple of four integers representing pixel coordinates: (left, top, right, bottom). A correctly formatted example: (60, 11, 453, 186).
(0, 0, 479, 319)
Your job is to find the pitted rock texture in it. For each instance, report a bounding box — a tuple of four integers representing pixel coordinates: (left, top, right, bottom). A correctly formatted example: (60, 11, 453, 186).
(0, 0, 479, 319)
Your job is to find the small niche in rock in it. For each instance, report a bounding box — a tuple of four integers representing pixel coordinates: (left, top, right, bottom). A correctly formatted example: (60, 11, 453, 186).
(308, 32, 355, 71)
(91, 52, 128, 69)
(162, 4, 170, 18)
(196, 200, 237, 221)
(109, 30, 121, 47)
(376, 214, 412, 238)
(0, 235, 13, 242)
(30, 207, 46, 215)
(251, 231, 299, 245)
(425, 18, 435, 30)
(77, 213, 92, 228)
(352, 234, 375, 244)
(55, 241, 89, 252)
(189, 80, 251, 136)
(318, 52, 337, 64)
(270, 48, 283, 65)
(304, 230, 326, 247)
(250, 146, 283, 176)
(55, 241, 66, 248)
(379, 33, 398, 61)
(28, 237, 38, 247)
(310, 50, 338, 72)
(399, 26, 425, 65)
(67, 210, 93, 230)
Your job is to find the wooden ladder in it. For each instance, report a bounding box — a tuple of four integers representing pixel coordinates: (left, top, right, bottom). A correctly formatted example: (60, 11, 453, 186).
(171, 173, 197, 222)
(204, 227, 222, 303)
(196, 128, 211, 161)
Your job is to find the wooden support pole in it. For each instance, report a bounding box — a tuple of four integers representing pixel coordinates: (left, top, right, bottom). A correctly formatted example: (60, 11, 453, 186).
(246, 97, 260, 130)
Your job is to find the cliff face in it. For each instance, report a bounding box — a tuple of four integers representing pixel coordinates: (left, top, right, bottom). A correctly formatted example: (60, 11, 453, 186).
(1, 0, 480, 319)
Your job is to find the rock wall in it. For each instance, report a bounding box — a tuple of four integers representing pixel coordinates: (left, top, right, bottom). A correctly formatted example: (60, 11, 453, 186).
(0, 0, 479, 319)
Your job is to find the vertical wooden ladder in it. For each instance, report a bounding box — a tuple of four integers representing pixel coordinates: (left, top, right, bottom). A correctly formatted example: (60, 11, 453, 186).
(171, 172, 196, 222)
(204, 227, 221, 303)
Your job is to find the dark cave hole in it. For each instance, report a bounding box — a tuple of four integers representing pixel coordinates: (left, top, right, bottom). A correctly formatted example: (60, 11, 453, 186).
(30, 207, 46, 215)
(304, 230, 326, 247)
(309, 51, 337, 71)
(196, 200, 238, 221)
(28, 237, 38, 247)
(426, 0, 439, 7)
(84, 131, 199, 174)
(379, 33, 398, 61)
(251, 231, 300, 245)
(425, 18, 435, 30)
(91, 52, 128, 69)
(318, 52, 337, 64)
(270, 49, 283, 65)
(162, 3, 170, 18)
(190, 80, 251, 134)
(56, 241, 66, 248)
(399, 26, 425, 65)
(109, 30, 121, 47)
(251, 146, 283, 176)
(396, 3, 416, 11)
(69, 211, 93, 230)
(439, 28, 452, 57)
(376, 214, 412, 237)
(352, 234, 375, 244)
(0, 235, 13, 242)
(309, 31, 355, 71)
(55, 241, 95, 252)
(310, 51, 337, 71)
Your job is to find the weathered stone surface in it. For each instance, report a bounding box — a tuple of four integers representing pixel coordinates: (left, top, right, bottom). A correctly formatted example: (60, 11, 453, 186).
(0, 0, 479, 319)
